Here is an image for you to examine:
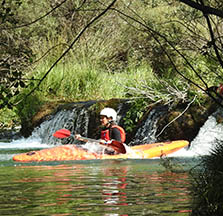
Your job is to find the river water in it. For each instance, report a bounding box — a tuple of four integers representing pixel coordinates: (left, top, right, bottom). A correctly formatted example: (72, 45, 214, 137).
(1, 113, 223, 215)
(1, 153, 193, 216)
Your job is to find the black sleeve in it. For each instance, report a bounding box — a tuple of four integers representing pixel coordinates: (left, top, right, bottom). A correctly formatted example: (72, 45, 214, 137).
(110, 127, 122, 142)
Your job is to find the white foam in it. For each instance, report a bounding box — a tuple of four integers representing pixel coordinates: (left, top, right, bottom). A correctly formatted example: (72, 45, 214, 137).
(0, 137, 50, 149)
(168, 111, 223, 158)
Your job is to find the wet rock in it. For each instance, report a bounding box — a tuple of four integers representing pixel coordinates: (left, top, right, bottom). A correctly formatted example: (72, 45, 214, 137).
(156, 99, 218, 142)
(0, 127, 22, 142)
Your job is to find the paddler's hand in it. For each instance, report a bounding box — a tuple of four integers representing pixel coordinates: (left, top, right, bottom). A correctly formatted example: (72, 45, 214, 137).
(75, 134, 81, 140)
(99, 140, 111, 146)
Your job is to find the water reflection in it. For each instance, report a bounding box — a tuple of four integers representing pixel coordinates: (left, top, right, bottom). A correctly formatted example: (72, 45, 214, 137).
(12, 160, 191, 215)
(102, 164, 129, 207)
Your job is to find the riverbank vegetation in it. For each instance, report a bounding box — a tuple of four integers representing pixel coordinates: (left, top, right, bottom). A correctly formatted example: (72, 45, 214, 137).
(190, 140, 223, 215)
(1, 0, 223, 128)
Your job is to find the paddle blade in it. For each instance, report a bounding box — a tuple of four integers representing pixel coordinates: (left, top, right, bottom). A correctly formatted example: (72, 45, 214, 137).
(53, 129, 71, 138)
(109, 140, 126, 154)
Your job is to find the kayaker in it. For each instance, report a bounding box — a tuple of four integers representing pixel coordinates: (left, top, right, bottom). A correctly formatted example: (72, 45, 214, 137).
(75, 107, 126, 154)
(99, 107, 126, 154)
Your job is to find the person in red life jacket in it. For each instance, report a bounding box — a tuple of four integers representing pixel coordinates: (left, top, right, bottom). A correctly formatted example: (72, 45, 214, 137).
(75, 107, 126, 155)
(99, 108, 126, 154)
(100, 108, 125, 143)
(206, 83, 223, 102)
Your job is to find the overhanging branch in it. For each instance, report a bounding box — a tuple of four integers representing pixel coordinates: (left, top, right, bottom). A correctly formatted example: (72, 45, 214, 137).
(179, 0, 223, 18)
(16, 0, 117, 104)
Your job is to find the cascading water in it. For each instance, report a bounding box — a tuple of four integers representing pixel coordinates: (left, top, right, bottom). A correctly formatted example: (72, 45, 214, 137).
(1, 102, 223, 159)
(170, 107, 223, 157)
(131, 105, 168, 145)
(34, 107, 90, 145)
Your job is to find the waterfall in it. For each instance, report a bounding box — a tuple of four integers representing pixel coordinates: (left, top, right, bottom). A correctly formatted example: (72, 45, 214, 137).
(189, 108, 223, 154)
(169, 107, 223, 157)
(130, 105, 168, 145)
(31, 102, 95, 145)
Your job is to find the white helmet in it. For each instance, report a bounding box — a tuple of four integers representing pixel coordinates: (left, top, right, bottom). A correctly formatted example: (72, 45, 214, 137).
(100, 108, 117, 121)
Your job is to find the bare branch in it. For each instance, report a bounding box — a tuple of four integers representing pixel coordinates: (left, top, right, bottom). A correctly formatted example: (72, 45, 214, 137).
(179, 0, 223, 18)
(117, 78, 188, 105)
(3, 0, 68, 30)
(200, 0, 223, 68)
(15, 0, 117, 105)
(156, 95, 197, 138)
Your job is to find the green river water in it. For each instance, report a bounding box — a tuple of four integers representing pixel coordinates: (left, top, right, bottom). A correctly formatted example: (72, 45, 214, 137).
(0, 148, 194, 216)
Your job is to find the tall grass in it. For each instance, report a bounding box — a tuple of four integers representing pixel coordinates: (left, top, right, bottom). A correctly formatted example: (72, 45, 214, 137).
(31, 58, 156, 101)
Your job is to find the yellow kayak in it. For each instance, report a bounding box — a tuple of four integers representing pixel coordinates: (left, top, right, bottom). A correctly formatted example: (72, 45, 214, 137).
(13, 140, 189, 162)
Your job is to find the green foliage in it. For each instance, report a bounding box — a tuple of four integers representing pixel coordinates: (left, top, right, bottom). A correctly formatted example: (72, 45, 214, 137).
(191, 141, 223, 215)
(0, 0, 22, 23)
(0, 107, 19, 129)
(123, 99, 148, 133)
(13, 89, 45, 125)
(0, 0, 33, 109)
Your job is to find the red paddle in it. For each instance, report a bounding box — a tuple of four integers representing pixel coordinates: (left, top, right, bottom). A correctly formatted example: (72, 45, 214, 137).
(53, 129, 126, 154)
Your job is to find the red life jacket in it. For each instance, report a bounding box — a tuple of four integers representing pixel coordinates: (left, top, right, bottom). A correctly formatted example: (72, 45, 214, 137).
(217, 84, 223, 96)
(101, 125, 126, 143)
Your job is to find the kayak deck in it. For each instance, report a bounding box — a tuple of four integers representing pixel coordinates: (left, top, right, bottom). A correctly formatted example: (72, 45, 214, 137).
(13, 140, 189, 162)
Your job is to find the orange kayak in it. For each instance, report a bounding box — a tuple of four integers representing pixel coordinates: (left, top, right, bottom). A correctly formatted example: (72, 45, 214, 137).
(13, 140, 189, 162)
